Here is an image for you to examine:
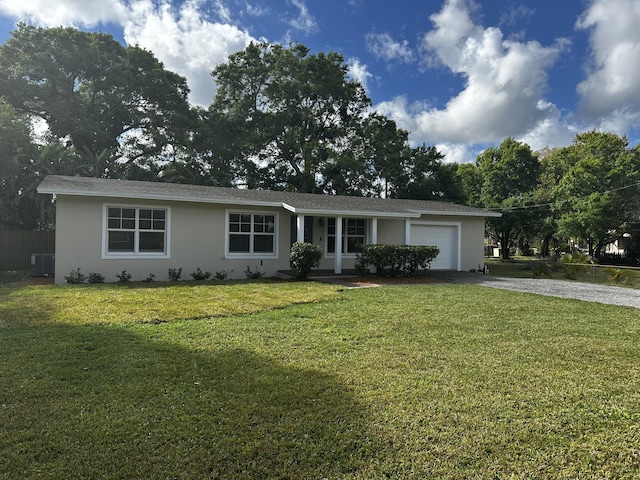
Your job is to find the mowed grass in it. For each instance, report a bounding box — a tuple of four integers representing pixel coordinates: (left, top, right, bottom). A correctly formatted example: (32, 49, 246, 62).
(0, 279, 342, 328)
(1, 280, 640, 479)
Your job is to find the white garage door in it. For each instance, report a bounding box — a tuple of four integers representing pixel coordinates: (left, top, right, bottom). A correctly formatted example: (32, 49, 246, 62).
(410, 224, 459, 270)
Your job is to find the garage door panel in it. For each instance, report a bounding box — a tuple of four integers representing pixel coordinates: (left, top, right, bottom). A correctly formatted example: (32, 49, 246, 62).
(410, 224, 458, 270)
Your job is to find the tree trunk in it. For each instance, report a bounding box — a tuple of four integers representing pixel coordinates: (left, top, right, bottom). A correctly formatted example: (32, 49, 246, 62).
(541, 235, 551, 257)
(501, 230, 510, 260)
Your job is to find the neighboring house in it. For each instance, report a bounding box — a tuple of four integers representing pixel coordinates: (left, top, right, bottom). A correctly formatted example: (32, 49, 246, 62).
(37, 175, 501, 284)
(605, 234, 632, 255)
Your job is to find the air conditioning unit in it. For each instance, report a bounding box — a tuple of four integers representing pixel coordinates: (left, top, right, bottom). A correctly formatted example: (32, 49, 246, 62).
(31, 254, 55, 277)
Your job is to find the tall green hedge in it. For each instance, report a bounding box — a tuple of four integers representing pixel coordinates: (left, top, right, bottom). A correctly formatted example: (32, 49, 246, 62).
(355, 244, 439, 277)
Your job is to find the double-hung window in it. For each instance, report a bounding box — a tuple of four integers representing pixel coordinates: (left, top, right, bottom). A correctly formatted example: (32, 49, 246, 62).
(227, 212, 277, 257)
(105, 206, 168, 257)
(327, 218, 366, 255)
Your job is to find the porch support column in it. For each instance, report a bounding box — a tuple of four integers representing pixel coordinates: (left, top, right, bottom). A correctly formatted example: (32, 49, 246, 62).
(371, 218, 378, 245)
(405, 218, 412, 245)
(335, 215, 343, 274)
(296, 214, 305, 243)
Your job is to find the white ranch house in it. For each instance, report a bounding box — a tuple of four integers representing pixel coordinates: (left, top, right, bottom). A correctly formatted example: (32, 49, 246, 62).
(38, 175, 501, 284)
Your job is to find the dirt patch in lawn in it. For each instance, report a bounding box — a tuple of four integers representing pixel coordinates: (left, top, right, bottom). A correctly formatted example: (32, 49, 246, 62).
(321, 275, 446, 288)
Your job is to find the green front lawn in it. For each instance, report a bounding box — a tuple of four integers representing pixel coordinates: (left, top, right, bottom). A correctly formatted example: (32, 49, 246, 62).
(1, 280, 639, 478)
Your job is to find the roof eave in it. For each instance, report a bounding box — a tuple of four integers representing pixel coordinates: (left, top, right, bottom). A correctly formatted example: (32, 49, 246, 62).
(283, 204, 422, 218)
(37, 187, 284, 209)
(409, 209, 502, 218)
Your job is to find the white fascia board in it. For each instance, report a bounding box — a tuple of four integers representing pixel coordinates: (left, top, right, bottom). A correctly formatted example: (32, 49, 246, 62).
(38, 188, 284, 209)
(408, 209, 502, 218)
(283, 204, 422, 218)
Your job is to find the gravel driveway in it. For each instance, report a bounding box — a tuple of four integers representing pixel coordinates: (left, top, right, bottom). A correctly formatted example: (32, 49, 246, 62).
(437, 272, 640, 309)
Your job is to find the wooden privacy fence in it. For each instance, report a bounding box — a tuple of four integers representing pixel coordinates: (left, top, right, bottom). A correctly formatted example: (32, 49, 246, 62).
(0, 230, 55, 271)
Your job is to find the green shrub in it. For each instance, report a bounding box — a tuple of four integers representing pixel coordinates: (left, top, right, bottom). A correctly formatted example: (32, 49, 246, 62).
(607, 267, 635, 285)
(64, 268, 86, 284)
(245, 266, 265, 279)
(214, 270, 229, 281)
(116, 270, 132, 283)
(560, 251, 591, 280)
(168, 267, 182, 282)
(142, 273, 155, 283)
(87, 272, 105, 284)
(356, 244, 439, 277)
(190, 268, 212, 281)
(290, 242, 323, 279)
(532, 263, 552, 278)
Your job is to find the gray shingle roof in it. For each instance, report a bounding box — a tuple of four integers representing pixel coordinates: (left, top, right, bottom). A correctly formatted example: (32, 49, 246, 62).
(38, 175, 500, 218)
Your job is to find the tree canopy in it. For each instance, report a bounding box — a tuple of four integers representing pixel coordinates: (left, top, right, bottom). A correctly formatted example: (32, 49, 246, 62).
(205, 42, 399, 194)
(551, 131, 640, 256)
(462, 138, 541, 259)
(0, 23, 195, 171)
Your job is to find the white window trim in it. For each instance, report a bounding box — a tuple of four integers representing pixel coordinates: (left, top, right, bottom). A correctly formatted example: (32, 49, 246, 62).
(224, 210, 279, 259)
(102, 203, 171, 259)
(325, 217, 368, 258)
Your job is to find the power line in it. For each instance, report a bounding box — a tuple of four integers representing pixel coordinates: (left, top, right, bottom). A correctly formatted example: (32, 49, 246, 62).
(487, 181, 640, 213)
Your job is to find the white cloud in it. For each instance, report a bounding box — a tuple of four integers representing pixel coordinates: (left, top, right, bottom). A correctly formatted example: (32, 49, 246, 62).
(347, 58, 373, 92)
(516, 101, 578, 152)
(499, 4, 535, 28)
(375, 0, 568, 158)
(576, 0, 640, 130)
(244, 2, 269, 17)
(287, 0, 318, 35)
(375, 96, 419, 135)
(365, 32, 414, 64)
(348, 0, 363, 11)
(0, 0, 129, 27)
(123, 0, 255, 106)
(437, 142, 481, 164)
(213, 0, 232, 23)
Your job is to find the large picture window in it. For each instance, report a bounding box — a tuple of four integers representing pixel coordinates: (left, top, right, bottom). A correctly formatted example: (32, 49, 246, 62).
(227, 212, 277, 257)
(105, 206, 168, 256)
(327, 218, 366, 255)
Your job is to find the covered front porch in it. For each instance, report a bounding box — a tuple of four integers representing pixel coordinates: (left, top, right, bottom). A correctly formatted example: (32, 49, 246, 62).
(291, 214, 416, 274)
(290, 208, 467, 273)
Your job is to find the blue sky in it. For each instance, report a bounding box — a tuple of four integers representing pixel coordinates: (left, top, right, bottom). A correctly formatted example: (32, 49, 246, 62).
(1, 0, 639, 163)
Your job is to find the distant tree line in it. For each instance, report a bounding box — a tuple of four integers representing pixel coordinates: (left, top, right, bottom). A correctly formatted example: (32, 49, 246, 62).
(459, 133, 640, 261)
(1, 25, 639, 263)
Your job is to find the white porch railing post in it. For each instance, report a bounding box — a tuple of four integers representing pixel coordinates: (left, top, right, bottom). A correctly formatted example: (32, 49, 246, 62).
(296, 215, 304, 243)
(371, 218, 378, 244)
(405, 218, 412, 245)
(335, 216, 343, 274)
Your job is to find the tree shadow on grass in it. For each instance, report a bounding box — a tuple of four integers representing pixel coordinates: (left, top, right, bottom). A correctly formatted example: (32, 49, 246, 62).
(1, 324, 385, 479)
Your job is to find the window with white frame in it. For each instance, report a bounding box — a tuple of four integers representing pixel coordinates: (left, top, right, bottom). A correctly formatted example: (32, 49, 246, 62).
(105, 206, 168, 256)
(227, 212, 277, 256)
(327, 217, 366, 255)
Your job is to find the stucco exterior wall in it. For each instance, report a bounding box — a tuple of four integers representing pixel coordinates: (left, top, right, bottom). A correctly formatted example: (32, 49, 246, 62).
(377, 218, 405, 244)
(53, 195, 294, 284)
(53, 195, 488, 283)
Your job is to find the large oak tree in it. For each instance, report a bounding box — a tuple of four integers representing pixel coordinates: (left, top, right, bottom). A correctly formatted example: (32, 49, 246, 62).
(0, 24, 195, 173)
(203, 42, 392, 194)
